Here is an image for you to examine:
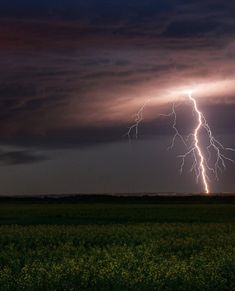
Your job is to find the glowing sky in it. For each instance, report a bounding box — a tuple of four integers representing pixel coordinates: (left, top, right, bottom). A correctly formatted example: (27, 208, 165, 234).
(0, 0, 234, 194)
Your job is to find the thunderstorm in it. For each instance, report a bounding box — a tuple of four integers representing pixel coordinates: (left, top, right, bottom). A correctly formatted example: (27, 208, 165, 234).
(127, 92, 235, 194)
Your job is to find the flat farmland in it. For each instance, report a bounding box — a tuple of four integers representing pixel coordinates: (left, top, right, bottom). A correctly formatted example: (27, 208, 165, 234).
(0, 200, 234, 290)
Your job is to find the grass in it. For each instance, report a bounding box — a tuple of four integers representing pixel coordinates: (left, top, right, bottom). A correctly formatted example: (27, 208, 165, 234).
(0, 201, 235, 290)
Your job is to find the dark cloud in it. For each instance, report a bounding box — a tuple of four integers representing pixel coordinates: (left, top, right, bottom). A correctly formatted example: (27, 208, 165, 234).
(0, 149, 47, 165)
(0, 0, 174, 20)
(0, 0, 234, 194)
(162, 21, 220, 38)
(0, 0, 234, 49)
(0, 82, 35, 99)
(0, 0, 234, 149)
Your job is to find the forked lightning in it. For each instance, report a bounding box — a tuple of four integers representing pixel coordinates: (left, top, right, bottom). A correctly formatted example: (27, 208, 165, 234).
(127, 92, 235, 194)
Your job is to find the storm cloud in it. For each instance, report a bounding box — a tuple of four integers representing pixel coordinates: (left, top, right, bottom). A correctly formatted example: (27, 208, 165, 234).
(0, 0, 234, 194)
(0, 149, 47, 165)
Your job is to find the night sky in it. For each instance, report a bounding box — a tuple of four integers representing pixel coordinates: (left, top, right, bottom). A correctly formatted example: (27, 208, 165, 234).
(0, 0, 235, 195)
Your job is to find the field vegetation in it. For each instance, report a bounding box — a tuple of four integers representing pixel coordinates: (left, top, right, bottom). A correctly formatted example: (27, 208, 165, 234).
(0, 200, 234, 290)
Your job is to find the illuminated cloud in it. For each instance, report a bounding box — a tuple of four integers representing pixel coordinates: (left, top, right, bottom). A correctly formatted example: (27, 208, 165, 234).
(0, 0, 234, 194)
(0, 0, 234, 147)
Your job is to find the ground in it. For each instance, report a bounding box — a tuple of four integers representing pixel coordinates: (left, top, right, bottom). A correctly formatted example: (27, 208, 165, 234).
(0, 197, 234, 290)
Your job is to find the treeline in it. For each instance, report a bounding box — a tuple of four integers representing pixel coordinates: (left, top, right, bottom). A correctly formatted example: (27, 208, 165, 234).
(0, 193, 235, 204)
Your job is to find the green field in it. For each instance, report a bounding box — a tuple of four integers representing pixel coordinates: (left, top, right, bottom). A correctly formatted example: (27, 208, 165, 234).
(0, 201, 235, 290)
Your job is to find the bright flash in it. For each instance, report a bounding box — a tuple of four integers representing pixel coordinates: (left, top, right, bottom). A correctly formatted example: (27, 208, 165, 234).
(188, 92, 209, 193)
(127, 91, 235, 194)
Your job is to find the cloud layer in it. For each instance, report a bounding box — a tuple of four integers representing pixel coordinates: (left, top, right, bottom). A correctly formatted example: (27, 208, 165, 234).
(0, 0, 235, 149)
(0, 149, 47, 165)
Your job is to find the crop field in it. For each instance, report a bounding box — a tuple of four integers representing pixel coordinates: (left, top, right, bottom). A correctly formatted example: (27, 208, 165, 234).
(0, 200, 235, 290)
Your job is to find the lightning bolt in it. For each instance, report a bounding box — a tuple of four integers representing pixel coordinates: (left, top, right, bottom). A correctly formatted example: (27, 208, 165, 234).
(188, 92, 209, 193)
(126, 98, 151, 142)
(127, 92, 235, 194)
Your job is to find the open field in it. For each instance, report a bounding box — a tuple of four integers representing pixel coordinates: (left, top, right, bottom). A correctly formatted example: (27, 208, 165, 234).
(0, 198, 235, 290)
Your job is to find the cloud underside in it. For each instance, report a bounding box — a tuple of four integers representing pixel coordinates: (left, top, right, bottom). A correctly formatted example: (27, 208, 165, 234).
(0, 149, 47, 165)
(0, 0, 235, 149)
